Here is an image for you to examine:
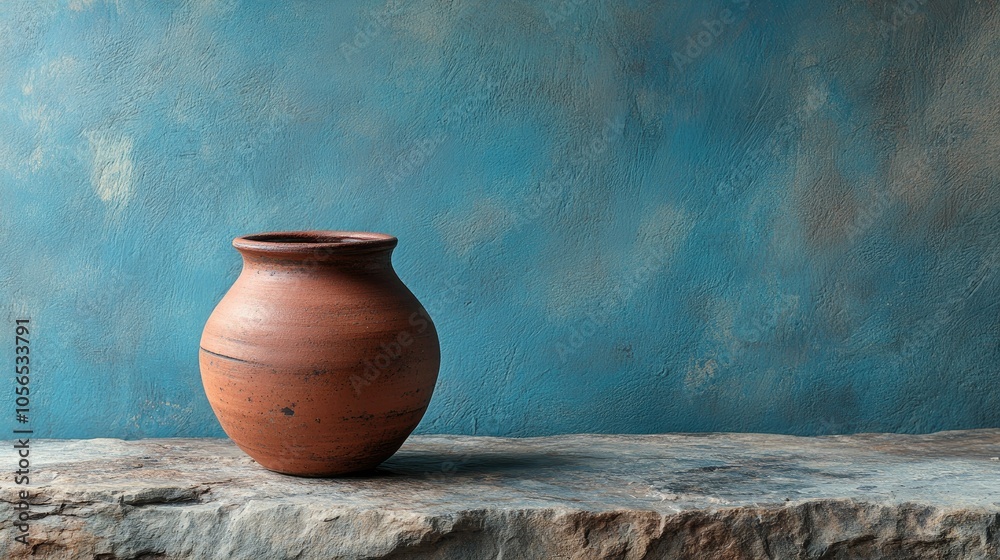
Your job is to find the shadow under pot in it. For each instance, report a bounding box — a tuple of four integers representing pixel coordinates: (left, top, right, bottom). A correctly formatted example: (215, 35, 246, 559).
(199, 230, 440, 477)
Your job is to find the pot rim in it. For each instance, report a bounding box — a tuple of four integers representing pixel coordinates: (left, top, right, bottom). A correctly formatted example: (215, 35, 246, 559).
(233, 230, 398, 255)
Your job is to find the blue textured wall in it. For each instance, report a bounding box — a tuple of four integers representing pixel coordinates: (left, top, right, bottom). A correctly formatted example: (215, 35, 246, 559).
(3, 0, 998, 438)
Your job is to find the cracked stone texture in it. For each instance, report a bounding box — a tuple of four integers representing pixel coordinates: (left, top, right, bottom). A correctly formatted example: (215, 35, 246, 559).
(1, 431, 999, 559)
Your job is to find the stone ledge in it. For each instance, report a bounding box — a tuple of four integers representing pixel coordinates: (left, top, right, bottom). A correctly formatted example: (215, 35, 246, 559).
(1, 431, 999, 559)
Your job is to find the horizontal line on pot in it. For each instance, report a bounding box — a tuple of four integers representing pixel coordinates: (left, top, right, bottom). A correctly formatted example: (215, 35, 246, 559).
(199, 346, 267, 367)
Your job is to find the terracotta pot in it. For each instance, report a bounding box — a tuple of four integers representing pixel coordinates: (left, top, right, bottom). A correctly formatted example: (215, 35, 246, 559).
(199, 231, 440, 476)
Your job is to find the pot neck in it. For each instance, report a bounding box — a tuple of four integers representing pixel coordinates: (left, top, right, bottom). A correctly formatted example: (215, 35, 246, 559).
(233, 231, 397, 272)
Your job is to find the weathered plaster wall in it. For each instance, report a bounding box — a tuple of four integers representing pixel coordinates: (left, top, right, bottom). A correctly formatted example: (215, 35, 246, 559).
(2, 0, 998, 438)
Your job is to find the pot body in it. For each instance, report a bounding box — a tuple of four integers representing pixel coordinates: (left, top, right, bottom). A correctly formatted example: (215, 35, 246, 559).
(199, 231, 439, 476)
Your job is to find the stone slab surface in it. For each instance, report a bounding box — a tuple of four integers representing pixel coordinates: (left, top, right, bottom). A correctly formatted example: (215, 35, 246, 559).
(1, 431, 999, 559)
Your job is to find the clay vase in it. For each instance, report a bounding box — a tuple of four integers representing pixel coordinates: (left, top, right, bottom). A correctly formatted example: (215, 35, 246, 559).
(199, 231, 440, 476)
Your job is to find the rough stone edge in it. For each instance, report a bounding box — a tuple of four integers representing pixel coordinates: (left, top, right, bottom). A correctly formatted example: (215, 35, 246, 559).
(0, 495, 996, 559)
